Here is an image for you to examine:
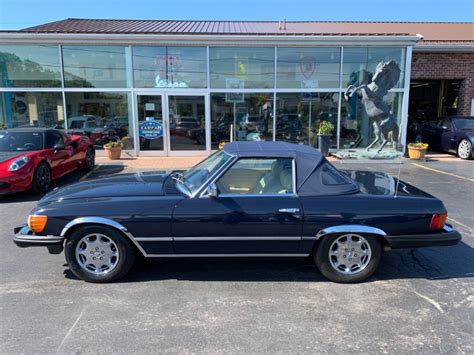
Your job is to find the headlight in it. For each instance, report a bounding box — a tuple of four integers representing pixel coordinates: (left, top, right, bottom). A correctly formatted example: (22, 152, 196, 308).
(8, 156, 31, 172)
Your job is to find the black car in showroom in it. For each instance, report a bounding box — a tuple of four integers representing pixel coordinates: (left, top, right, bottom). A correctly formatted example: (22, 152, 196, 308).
(13, 142, 461, 283)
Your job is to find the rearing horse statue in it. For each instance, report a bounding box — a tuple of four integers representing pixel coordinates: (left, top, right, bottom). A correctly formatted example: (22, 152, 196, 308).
(344, 59, 401, 153)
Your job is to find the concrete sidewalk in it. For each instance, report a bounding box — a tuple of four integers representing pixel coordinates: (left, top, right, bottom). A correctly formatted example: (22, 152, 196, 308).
(95, 151, 464, 171)
(95, 156, 205, 170)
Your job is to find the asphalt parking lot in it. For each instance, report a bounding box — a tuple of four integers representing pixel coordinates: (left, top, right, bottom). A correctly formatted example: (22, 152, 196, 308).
(1, 159, 473, 353)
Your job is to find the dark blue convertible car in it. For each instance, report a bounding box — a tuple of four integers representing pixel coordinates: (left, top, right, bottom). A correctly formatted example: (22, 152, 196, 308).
(415, 116, 474, 160)
(14, 142, 461, 283)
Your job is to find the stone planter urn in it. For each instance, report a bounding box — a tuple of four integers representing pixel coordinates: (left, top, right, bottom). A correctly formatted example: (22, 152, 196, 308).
(407, 143, 428, 160)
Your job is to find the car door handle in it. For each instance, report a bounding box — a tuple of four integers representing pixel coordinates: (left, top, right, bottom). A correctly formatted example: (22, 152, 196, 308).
(278, 208, 300, 213)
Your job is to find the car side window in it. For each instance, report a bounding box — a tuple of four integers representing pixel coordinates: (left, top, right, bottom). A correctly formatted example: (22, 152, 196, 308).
(441, 119, 453, 130)
(45, 132, 63, 149)
(216, 158, 294, 195)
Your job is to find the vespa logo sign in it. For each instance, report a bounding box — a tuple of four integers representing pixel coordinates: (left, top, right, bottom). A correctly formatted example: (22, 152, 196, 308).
(155, 75, 189, 88)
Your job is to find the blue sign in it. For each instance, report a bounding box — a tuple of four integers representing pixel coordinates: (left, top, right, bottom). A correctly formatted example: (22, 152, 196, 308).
(139, 120, 163, 139)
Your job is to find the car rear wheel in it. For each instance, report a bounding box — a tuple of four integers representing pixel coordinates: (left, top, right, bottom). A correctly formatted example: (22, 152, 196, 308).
(314, 233, 382, 283)
(31, 162, 52, 194)
(83, 147, 95, 171)
(457, 139, 472, 160)
(65, 225, 136, 283)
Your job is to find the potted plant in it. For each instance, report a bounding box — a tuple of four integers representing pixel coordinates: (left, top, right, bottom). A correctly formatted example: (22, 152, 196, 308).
(103, 140, 123, 160)
(317, 121, 334, 157)
(407, 142, 429, 160)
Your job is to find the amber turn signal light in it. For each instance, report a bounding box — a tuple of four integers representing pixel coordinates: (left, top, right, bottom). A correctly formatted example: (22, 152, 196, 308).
(28, 215, 48, 233)
(430, 213, 447, 230)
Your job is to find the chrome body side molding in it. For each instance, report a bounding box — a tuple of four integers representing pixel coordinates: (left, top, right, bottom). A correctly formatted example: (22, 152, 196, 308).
(60, 217, 147, 256)
(316, 225, 387, 239)
(173, 236, 301, 241)
(145, 253, 310, 258)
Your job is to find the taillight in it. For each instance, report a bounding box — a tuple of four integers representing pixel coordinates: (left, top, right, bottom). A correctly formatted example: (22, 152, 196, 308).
(430, 213, 447, 230)
(28, 215, 48, 233)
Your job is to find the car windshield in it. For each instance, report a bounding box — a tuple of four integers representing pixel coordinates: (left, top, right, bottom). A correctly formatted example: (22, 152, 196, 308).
(0, 131, 43, 152)
(69, 121, 85, 129)
(174, 150, 233, 196)
(452, 118, 474, 131)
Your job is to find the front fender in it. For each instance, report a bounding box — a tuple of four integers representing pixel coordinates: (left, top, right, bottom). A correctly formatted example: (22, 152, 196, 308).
(60, 216, 147, 256)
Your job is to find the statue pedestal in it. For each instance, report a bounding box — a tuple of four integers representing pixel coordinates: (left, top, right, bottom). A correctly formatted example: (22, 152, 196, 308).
(333, 149, 404, 164)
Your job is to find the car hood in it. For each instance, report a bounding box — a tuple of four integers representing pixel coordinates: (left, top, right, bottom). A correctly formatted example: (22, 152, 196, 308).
(0, 151, 27, 164)
(39, 171, 172, 203)
(463, 131, 474, 140)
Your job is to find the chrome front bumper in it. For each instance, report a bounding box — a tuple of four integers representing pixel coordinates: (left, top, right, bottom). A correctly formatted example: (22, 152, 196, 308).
(13, 225, 65, 254)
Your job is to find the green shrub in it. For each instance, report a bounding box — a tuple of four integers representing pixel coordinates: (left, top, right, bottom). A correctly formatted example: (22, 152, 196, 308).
(408, 142, 428, 149)
(104, 140, 123, 149)
(318, 121, 335, 135)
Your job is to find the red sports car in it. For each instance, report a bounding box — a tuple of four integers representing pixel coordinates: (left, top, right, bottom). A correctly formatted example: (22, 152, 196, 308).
(0, 128, 95, 195)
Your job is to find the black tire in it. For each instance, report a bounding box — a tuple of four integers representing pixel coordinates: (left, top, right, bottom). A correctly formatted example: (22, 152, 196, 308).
(83, 147, 95, 171)
(65, 225, 136, 283)
(457, 139, 472, 160)
(31, 162, 52, 194)
(314, 233, 382, 283)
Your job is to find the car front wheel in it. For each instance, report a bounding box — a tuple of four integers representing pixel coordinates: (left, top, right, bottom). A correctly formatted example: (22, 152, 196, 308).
(31, 162, 52, 194)
(314, 233, 382, 283)
(457, 139, 472, 160)
(83, 147, 95, 171)
(65, 225, 136, 283)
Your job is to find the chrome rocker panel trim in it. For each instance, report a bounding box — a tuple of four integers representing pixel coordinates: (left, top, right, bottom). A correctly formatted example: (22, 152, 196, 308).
(144, 253, 310, 258)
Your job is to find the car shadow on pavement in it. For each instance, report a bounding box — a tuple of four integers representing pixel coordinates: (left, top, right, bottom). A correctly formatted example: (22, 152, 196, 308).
(63, 241, 474, 283)
(0, 165, 125, 204)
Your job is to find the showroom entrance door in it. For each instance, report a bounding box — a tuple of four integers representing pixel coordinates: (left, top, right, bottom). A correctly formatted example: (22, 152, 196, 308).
(136, 93, 209, 156)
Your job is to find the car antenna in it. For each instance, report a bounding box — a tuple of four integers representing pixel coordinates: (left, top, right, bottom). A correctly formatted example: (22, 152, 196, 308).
(394, 124, 403, 199)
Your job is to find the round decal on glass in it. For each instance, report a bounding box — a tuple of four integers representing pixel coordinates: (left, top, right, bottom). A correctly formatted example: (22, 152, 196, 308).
(139, 120, 163, 139)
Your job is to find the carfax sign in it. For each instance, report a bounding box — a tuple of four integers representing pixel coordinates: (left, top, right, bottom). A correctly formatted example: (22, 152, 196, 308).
(139, 120, 163, 139)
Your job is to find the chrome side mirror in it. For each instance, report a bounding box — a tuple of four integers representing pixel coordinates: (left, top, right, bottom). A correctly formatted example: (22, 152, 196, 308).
(207, 182, 218, 198)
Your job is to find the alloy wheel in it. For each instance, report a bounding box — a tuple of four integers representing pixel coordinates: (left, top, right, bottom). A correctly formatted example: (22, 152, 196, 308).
(458, 140, 471, 159)
(328, 234, 372, 275)
(36, 164, 51, 191)
(75, 233, 120, 275)
(86, 148, 95, 169)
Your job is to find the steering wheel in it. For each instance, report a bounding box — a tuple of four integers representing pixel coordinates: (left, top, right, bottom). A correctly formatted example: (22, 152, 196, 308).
(23, 143, 36, 150)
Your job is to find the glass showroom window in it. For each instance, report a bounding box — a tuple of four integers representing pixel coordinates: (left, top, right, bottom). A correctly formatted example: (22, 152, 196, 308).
(62, 46, 131, 88)
(133, 46, 207, 88)
(276, 47, 340, 89)
(65, 92, 133, 150)
(210, 93, 273, 149)
(209, 47, 275, 89)
(276, 93, 339, 148)
(0, 45, 61, 87)
(340, 92, 403, 149)
(342, 47, 406, 89)
(0, 92, 64, 129)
